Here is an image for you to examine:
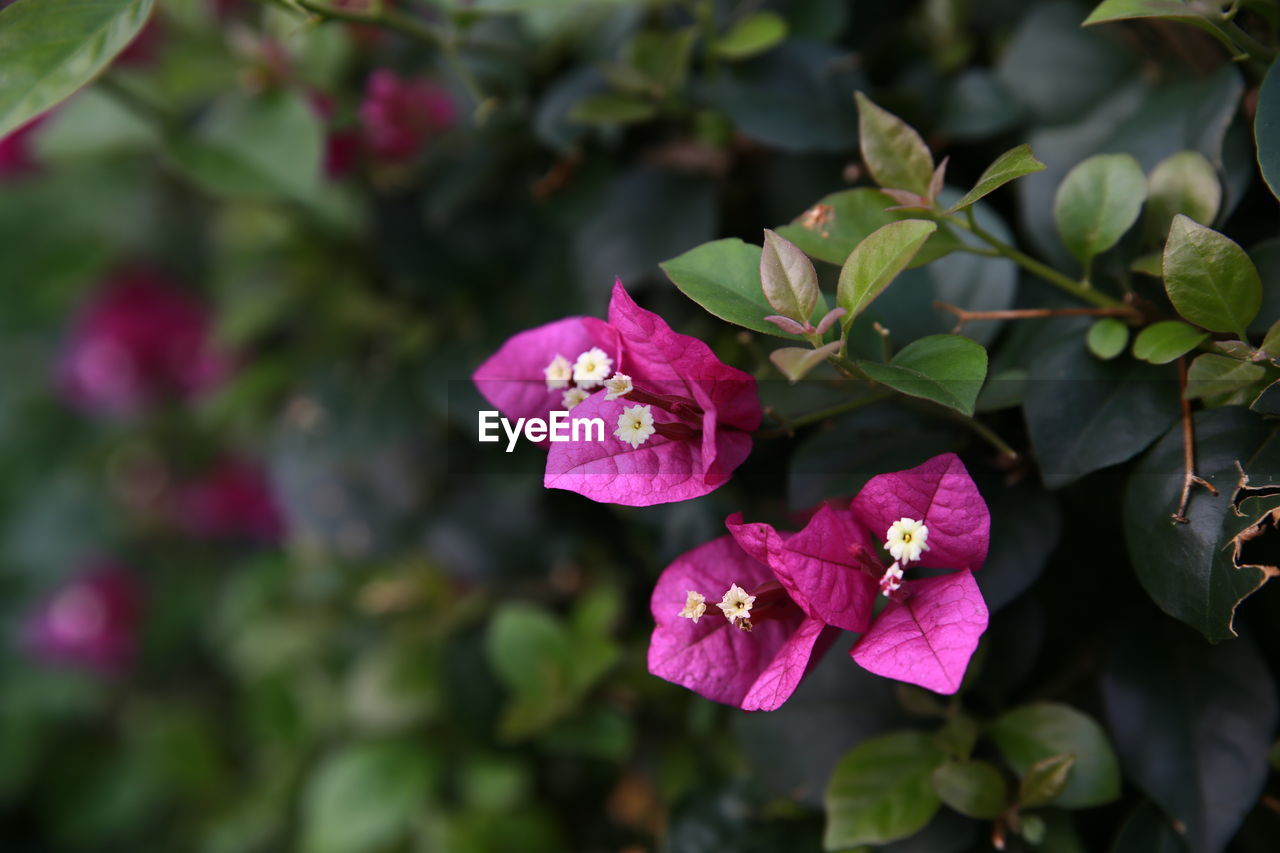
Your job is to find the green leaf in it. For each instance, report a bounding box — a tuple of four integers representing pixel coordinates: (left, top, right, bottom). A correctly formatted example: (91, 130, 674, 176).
(568, 93, 656, 125)
(1123, 407, 1278, 641)
(931, 760, 1007, 819)
(711, 11, 788, 60)
(1163, 214, 1263, 339)
(857, 334, 987, 416)
(824, 731, 946, 850)
(855, 92, 934, 195)
(1145, 150, 1220, 242)
(663, 238, 811, 339)
(1131, 252, 1163, 277)
(761, 229, 820, 324)
(0, 0, 155, 138)
(167, 90, 323, 202)
(1087, 318, 1130, 360)
(1053, 153, 1146, 266)
(775, 188, 962, 268)
(1132, 320, 1210, 364)
(1111, 803, 1190, 853)
(933, 713, 979, 759)
(1255, 57, 1280, 202)
(1184, 353, 1267, 404)
(624, 28, 697, 94)
(947, 144, 1046, 212)
(771, 343, 841, 383)
(836, 220, 937, 324)
(1019, 753, 1076, 808)
(1083, 0, 1237, 51)
(1262, 318, 1280, 358)
(1103, 619, 1278, 853)
(990, 703, 1121, 809)
(301, 740, 435, 853)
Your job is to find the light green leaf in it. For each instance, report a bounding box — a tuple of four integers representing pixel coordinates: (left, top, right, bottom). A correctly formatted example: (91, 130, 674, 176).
(625, 27, 697, 94)
(855, 92, 934, 195)
(931, 760, 1007, 819)
(663, 238, 812, 339)
(1185, 353, 1267, 403)
(771, 342, 841, 383)
(775, 188, 962, 268)
(1131, 320, 1209, 364)
(824, 732, 946, 850)
(1087, 318, 1130, 360)
(1053, 153, 1146, 265)
(0, 0, 155, 138)
(1083, 0, 1236, 52)
(1145, 150, 1220, 242)
(711, 11, 788, 60)
(857, 334, 987, 416)
(836, 220, 937, 324)
(990, 703, 1121, 809)
(1163, 214, 1263, 338)
(1262, 318, 1280, 358)
(1019, 753, 1076, 808)
(761, 229, 820, 324)
(568, 93, 656, 125)
(948, 144, 1046, 212)
(167, 90, 323, 202)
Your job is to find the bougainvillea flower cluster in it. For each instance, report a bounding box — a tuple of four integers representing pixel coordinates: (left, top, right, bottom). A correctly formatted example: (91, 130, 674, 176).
(649, 454, 990, 708)
(58, 269, 231, 416)
(170, 458, 285, 544)
(25, 565, 140, 676)
(359, 69, 456, 164)
(473, 280, 761, 505)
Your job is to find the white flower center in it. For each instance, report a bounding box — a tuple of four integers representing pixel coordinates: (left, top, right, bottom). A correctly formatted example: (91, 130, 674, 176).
(603, 372, 633, 401)
(884, 517, 929, 564)
(879, 562, 904, 597)
(562, 387, 589, 410)
(543, 354, 573, 391)
(678, 590, 707, 623)
(573, 347, 613, 389)
(614, 403, 655, 449)
(716, 583, 756, 630)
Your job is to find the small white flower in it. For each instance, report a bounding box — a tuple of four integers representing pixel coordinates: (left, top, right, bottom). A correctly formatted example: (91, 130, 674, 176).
(884, 517, 930, 564)
(678, 590, 707, 623)
(543, 354, 573, 391)
(562, 387, 589, 410)
(573, 347, 613, 389)
(879, 562, 904, 597)
(603, 372, 633, 401)
(716, 583, 756, 628)
(614, 404, 655, 449)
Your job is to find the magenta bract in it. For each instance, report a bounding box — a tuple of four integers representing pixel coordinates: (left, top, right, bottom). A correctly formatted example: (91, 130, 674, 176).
(647, 535, 833, 711)
(359, 69, 456, 163)
(26, 566, 140, 676)
(172, 458, 285, 544)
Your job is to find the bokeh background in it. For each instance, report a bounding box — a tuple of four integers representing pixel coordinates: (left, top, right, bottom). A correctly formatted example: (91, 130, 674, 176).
(3, 0, 1280, 851)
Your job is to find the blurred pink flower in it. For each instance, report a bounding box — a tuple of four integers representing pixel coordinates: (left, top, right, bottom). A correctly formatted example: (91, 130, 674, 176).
(0, 114, 46, 179)
(171, 458, 284, 543)
(359, 69, 456, 163)
(26, 566, 140, 675)
(116, 14, 164, 68)
(308, 91, 361, 179)
(58, 269, 232, 416)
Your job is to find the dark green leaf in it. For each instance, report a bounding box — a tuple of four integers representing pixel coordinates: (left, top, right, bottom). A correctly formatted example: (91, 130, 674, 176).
(931, 760, 1007, 819)
(568, 93, 656, 125)
(1123, 407, 1277, 641)
(0, 0, 155, 137)
(824, 732, 946, 849)
(1254, 57, 1280, 202)
(1024, 333, 1180, 488)
(1019, 753, 1076, 808)
(836, 220, 937, 324)
(857, 335, 987, 416)
(663, 238, 807, 339)
(855, 92, 934, 195)
(1132, 321, 1210, 364)
(775, 188, 962, 268)
(711, 12, 788, 60)
(624, 28, 697, 94)
(933, 713, 978, 760)
(1110, 803, 1190, 853)
(1103, 618, 1278, 853)
(990, 703, 1120, 809)
(1253, 380, 1280, 414)
(1184, 353, 1266, 404)
(948, 144, 1046, 212)
(1163, 215, 1263, 339)
(1087, 318, 1130, 360)
(1053, 153, 1146, 266)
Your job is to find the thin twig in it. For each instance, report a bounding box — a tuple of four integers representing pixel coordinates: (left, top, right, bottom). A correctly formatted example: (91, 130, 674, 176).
(1172, 357, 1219, 524)
(932, 302, 1138, 334)
(755, 392, 892, 438)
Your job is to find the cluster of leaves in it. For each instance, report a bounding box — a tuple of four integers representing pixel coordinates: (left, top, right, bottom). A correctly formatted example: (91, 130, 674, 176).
(3, 1, 1280, 852)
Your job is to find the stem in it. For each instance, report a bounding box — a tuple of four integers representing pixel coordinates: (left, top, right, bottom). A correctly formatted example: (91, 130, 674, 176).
(933, 302, 1138, 333)
(828, 352, 868, 380)
(1172, 357, 1219, 524)
(755, 392, 892, 438)
(936, 405, 1019, 462)
(948, 213, 1127, 309)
